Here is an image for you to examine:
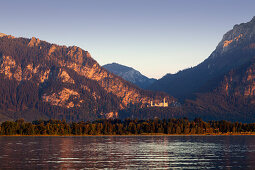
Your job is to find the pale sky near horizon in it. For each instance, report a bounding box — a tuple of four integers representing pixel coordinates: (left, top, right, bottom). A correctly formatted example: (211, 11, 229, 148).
(1, 0, 255, 79)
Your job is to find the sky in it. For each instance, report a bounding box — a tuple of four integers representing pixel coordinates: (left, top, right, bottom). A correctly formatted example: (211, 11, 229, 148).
(1, 0, 255, 79)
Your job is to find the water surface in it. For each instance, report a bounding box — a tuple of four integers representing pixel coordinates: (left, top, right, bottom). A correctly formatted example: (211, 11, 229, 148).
(0, 136, 254, 169)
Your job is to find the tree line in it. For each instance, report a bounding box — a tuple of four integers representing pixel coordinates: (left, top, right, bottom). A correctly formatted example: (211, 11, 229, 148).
(0, 118, 255, 135)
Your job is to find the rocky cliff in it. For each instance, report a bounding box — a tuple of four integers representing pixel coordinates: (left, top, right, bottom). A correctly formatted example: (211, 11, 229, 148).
(0, 34, 174, 121)
(183, 59, 255, 122)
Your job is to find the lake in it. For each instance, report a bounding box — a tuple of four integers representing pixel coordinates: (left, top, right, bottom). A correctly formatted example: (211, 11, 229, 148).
(0, 136, 254, 169)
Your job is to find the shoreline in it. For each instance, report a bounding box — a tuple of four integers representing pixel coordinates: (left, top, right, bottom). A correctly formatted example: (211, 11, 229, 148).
(1, 133, 255, 137)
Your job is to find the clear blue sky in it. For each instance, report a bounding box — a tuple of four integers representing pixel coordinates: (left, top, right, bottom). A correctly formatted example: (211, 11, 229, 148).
(1, 0, 255, 78)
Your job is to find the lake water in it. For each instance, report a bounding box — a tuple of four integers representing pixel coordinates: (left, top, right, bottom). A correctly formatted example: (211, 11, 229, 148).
(0, 136, 254, 169)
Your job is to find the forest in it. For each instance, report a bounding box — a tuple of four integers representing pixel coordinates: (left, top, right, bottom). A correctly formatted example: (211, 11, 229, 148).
(1, 118, 255, 135)
(0, 36, 170, 122)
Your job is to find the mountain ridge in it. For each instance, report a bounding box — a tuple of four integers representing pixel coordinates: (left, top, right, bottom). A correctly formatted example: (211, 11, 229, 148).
(103, 62, 156, 89)
(1, 16, 255, 122)
(145, 16, 255, 122)
(0, 34, 174, 122)
(149, 16, 255, 101)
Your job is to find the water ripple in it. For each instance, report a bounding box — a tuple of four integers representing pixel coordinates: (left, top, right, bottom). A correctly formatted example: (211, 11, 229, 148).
(0, 136, 254, 169)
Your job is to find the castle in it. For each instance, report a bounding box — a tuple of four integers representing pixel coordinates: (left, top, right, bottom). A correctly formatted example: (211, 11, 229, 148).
(149, 98, 168, 107)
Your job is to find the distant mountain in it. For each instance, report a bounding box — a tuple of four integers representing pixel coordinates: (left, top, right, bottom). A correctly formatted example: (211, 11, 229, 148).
(0, 34, 174, 122)
(103, 63, 156, 89)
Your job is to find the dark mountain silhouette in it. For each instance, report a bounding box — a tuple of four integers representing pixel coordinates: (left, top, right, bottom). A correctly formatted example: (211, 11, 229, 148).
(103, 63, 156, 89)
(146, 16, 255, 122)
(149, 16, 255, 101)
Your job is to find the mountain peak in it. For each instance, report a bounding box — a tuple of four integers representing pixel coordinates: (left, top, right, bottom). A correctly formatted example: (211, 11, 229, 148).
(103, 63, 156, 89)
(210, 16, 255, 58)
(0, 33, 6, 37)
(103, 63, 133, 73)
(28, 37, 41, 47)
(0, 33, 15, 39)
(251, 16, 255, 22)
(150, 17, 255, 101)
(0, 36, 172, 121)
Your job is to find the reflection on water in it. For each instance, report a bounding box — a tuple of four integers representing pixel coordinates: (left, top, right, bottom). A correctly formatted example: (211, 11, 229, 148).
(0, 136, 254, 169)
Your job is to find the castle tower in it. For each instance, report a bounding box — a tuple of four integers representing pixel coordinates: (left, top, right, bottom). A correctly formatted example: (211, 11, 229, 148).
(163, 98, 168, 107)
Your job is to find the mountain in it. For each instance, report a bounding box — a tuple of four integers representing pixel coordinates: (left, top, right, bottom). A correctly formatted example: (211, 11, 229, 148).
(0, 34, 174, 122)
(2, 17, 255, 123)
(148, 16, 255, 122)
(103, 63, 156, 89)
(149, 16, 255, 101)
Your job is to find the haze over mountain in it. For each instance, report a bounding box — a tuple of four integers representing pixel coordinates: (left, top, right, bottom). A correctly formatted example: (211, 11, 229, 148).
(103, 63, 156, 89)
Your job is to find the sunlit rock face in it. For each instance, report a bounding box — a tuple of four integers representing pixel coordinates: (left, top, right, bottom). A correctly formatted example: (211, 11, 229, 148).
(28, 37, 40, 47)
(42, 88, 80, 108)
(58, 69, 75, 84)
(0, 34, 173, 121)
(0, 33, 7, 37)
(211, 16, 255, 57)
(221, 62, 255, 97)
(184, 60, 255, 123)
(0, 33, 14, 39)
